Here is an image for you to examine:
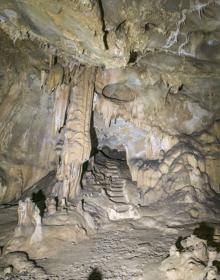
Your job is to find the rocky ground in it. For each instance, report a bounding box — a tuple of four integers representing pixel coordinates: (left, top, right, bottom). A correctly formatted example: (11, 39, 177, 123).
(1, 205, 216, 280)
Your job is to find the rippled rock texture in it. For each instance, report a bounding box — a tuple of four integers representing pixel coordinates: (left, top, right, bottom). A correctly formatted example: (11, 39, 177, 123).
(0, 1, 220, 278)
(0, 31, 56, 204)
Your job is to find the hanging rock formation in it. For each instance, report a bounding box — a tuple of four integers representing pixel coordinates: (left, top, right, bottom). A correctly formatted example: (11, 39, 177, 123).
(0, 1, 220, 279)
(56, 66, 96, 202)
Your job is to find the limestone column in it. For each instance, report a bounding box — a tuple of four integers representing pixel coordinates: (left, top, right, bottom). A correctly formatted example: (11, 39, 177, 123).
(57, 66, 96, 201)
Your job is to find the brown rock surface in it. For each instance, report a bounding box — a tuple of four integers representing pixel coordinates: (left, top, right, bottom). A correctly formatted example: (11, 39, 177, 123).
(0, 1, 220, 279)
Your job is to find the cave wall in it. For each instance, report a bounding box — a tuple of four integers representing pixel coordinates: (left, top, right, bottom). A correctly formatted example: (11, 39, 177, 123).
(0, 32, 56, 203)
(94, 60, 220, 193)
(0, 0, 219, 205)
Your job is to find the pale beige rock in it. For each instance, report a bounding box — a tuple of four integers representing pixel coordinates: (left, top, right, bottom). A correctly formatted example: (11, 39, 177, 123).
(160, 235, 219, 280)
(0, 32, 56, 204)
(47, 64, 64, 94)
(3, 266, 13, 275)
(186, 154, 198, 169)
(46, 197, 56, 216)
(4, 252, 47, 277)
(159, 162, 169, 174)
(0, 2, 220, 277)
(57, 66, 96, 201)
(53, 84, 70, 134)
(40, 70, 48, 90)
(17, 198, 41, 227)
(5, 200, 88, 259)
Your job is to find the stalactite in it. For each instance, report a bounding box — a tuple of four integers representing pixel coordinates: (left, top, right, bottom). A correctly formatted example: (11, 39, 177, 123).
(47, 63, 64, 94)
(57, 66, 96, 202)
(53, 84, 70, 134)
(95, 95, 119, 126)
(126, 143, 206, 191)
(40, 70, 48, 90)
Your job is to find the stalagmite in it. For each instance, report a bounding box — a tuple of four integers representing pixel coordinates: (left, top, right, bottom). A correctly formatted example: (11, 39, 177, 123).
(1, 1, 220, 278)
(17, 198, 41, 227)
(57, 66, 96, 201)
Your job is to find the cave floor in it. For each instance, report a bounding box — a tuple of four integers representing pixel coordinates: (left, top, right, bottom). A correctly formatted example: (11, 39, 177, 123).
(37, 225, 178, 280)
(0, 205, 202, 280)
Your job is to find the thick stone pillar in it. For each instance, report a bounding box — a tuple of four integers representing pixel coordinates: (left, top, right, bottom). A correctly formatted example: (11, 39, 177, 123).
(57, 66, 96, 201)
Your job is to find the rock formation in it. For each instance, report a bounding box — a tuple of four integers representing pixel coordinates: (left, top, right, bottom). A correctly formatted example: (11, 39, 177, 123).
(4, 197, 88, 259)
(81, 149, 141, 223)
(160, 235, 220, 280)
(0, 0, 220, 279)
(3, 252, 47, 278)
(56, 66, 96, 202)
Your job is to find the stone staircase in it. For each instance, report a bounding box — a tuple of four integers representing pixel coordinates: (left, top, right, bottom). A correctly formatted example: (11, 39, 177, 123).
(91, 153, 131, 212)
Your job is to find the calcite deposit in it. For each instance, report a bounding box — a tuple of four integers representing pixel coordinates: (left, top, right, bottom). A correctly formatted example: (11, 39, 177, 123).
(160, 235, 220, 280)
(0, 0, 220, 279)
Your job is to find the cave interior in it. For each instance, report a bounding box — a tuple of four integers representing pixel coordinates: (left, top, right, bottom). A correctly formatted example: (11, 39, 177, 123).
(0, 0, 220, 279)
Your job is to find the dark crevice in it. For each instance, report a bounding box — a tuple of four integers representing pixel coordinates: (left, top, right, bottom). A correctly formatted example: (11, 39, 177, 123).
(193, 222, 220, 251)
(88, 268, 103, 280)
(97, 0, 109, 50)
(128, 51, 138, 64)
(32, 190, 46, 217)
(90, 111, 99, 157)
(116, 20, 126, 32)
(81, 111, 98, 191)
(101, 146, 127, 161)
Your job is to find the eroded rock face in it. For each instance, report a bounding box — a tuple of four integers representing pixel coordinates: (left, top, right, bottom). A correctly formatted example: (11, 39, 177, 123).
(56, 66, 96, 201)
(94, 58, 220, 196)
(95, 55, 220, 135)
(0, 0, 220, 273)
(3, 252, 47, 278)
(0, 0, 219, 204)
(82, 149, 141, 223)
(1, 0, 220, 67)
(5, 197, 88, 259)
(160, 235, 220, 280)
(0, 31, 56, 204)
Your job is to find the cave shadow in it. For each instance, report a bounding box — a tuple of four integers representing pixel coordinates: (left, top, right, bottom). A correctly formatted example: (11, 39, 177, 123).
(174, 222, 220, 253)
(90, 110, 99, 157)
(175, 236, 184, 251)
(32, 190, 46, 217)
(88, 268, 103, 280)
(81, 110, 98, 192)
(193, 222, 220, 251)
(193, 223, 220, 271)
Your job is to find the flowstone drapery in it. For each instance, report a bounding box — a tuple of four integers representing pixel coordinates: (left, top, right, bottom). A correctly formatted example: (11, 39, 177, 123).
(56, 67, 96, 202)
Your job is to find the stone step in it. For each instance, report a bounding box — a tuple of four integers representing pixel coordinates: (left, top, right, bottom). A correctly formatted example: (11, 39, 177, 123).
(108, 188, 123, 192)
(107, 184, 123, 189)
(107, 191, 124, 197)
(114, 204, 130, 212)
(110, 197, 127, 203)
(110, 184, 124, 189)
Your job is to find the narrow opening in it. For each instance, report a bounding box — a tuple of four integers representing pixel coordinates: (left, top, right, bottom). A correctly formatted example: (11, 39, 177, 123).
(97, 0, 109, 50)
(128, 51, 138, 64)
(32, 190, 46, 217)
